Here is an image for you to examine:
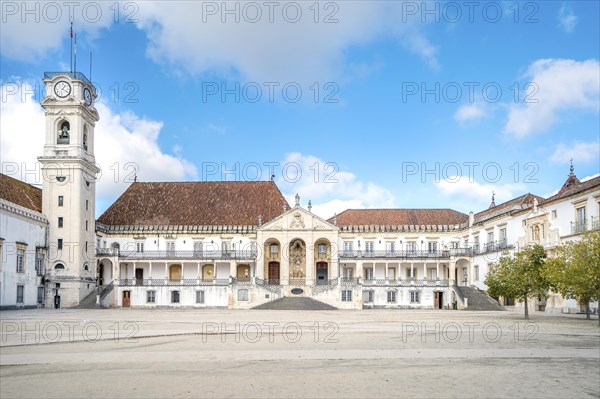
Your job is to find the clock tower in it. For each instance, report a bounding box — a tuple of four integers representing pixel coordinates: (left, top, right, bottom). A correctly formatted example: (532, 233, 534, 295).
(38, 72, 100, 308)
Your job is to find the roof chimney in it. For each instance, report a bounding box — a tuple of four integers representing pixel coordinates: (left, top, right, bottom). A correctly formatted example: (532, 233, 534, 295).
(469, 211, 474, 227)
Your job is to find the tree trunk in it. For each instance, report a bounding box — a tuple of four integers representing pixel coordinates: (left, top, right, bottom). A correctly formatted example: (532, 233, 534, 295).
(524, 296, 529, 320)
(586, 301, 590, 320)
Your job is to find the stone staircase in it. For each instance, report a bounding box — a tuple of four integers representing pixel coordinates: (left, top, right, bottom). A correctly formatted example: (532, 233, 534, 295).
(252, 297, 337, 310)
(461, 286, 505, 311)
(74, 290, 100, 309)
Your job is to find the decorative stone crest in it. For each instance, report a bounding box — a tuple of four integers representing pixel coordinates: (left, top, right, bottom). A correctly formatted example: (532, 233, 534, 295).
(289, 212, 305, 229)
(289, 240, 305, 278)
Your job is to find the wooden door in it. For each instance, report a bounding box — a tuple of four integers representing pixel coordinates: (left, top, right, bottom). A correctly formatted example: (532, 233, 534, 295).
(268, 262, 280, 284)
(122, 291, 130, 307)
(169, 265, 181, 281)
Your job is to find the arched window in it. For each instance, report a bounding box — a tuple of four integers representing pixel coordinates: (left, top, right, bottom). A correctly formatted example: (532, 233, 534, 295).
(83, 126, 88, 150)
(54, 263, 65, 269)
(58, 121, 70, 144)
(83, 262, 89, 271)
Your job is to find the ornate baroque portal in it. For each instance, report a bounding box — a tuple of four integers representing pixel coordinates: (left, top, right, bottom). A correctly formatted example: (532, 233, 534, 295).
(289, 239, 306, 279)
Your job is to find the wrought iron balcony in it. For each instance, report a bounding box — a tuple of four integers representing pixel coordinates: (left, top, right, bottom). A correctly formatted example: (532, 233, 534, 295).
(118, 278, 229, 287)
(571, 220, 587, 234)
(97, 249, 257, 260)
(480, 240, 512, 254)
(338, 249, 470, 259)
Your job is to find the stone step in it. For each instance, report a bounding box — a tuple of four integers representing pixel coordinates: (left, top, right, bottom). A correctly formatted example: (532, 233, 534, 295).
(461, 287, 505, 311)
(74, 290, 101, 309)
(253, 296, 337, 310)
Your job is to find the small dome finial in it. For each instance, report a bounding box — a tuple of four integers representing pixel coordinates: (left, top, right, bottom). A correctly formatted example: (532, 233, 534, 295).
(308, 200, 312, 212)
(295, 193, 300, 207)
(489, 191, 496, 208)
(569, 159, 574, 176)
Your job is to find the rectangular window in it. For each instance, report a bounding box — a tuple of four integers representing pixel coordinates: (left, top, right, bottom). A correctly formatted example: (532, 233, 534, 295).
(474, 265, 480, 281)
(473, 236, 480, 253)
(171, 291, 180, 303)
(577, 207, 586, 224)
(270, 244, 279, 255)
(406, 242, 416, 252)
(35, 249, 44, 276)
(17, 285, 24, 303)
(364, 268, 373, 280)
(136, 242, 144, 253)
(407, 268, 417, 279)
(167, 241, 175, 254)
(387, 291, 397, 303)
(363, 290, 374, 303)
(222, 241, 230, 254)
(16, 248, 25, 273)
(57, 239, 63, 250)
(487, 231, 494, 243)
(343, 241, 353, 252)
(410, 291, 420, 303)
(500, 228, 507, 242)
(343, 268, 353, 279)
(196, 290, 205, 304)
(86, 220, 88, 231)
(147, 290, 156, 303)
(237, 289, 249, 301)
(37, 286, 44, 304)
(193, 241, 203, 256)
(428, 268, 437, 280)
(317, 243, 327, 254)
(85, 199, 89, 211)
(58, 195, 64, 207)
(365, 241, 374, 253)
(386, 242, 395, 253)
(341, 290, 352, 302)
(58, 217, 63, 228)
(428, 242, 437, 252)
(552, 210, 557, 219)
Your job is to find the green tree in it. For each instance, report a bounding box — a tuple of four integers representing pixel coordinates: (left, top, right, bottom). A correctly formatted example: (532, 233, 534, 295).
(485, 244, 549, 319)
(544, 230, 600, 324)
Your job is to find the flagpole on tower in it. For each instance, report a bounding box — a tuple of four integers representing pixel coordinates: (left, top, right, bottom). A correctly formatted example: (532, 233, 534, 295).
(70, 21, 73, 73)
(74, 33, 77, 74)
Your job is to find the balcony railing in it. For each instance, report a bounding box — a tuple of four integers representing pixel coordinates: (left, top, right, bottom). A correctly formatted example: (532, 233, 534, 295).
(97, 249, 257, 260)
(338, 249, 471, 259)
(571, 220, 587, 234)
(592, 216, 600, 231)
(480, 240, 512, 254)
(119, 278, 230, 286)
(362, 278, 449, 287)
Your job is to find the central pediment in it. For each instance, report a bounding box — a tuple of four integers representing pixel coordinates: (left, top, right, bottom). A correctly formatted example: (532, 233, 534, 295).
(259, 205, 338, 232)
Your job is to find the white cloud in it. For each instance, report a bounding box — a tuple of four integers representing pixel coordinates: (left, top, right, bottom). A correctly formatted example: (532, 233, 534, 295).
(276, 152, 395, 219)
(549, 141, 600, 164)
(504, 59, 600, 138)
(0, 2, 114, 62)
(558, 4, 578, 33)
(436, 177, 527, 213)
(454, 103, 487, 124)
(133, 1, 439, 83)
(0, 81, 197, 215)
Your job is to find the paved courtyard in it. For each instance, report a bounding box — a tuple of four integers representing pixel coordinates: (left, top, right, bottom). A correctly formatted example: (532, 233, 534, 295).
(1, 309, 599, 398)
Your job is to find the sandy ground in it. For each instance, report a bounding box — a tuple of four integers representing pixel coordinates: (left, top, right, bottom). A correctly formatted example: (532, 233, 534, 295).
(1, 309, 599, 398)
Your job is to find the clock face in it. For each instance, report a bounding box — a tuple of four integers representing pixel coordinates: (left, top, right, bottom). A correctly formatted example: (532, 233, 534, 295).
(54, 81, 71, 98)
(83, 88, 92, 105)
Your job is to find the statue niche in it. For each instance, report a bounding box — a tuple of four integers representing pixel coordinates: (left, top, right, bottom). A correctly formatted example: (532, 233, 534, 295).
(289, 239, 306, 279)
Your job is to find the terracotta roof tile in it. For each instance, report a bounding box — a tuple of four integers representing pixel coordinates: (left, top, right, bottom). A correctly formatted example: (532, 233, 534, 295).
(329, 209, 468, 227)
(97, 181, 289, 226)
(543, 175, 600, 203)
(0, 173, 42, 213)
(473, 193, 544, 224)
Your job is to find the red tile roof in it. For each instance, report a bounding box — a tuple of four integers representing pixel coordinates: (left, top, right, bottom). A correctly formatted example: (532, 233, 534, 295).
(97, 181, 289, 226)
(0, 173, 43, 213)
(473, 193, 544, 224)
(543, 175, 600, 204)
(329, 208, 468, 227)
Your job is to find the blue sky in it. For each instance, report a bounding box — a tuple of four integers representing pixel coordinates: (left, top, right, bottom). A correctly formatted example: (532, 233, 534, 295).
(1, 1, 599, 218)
